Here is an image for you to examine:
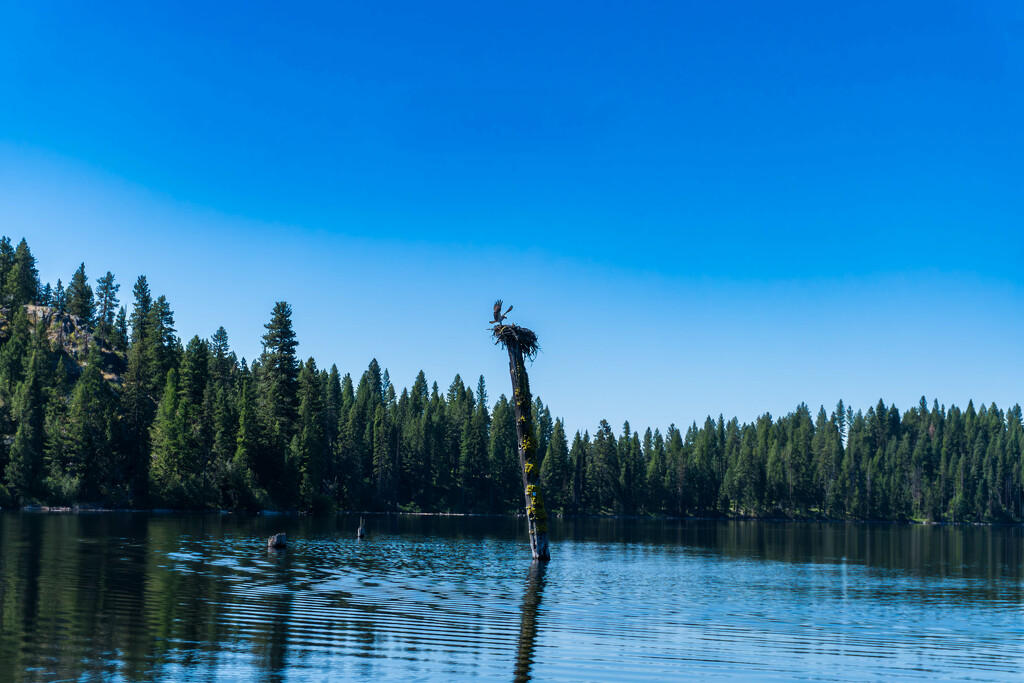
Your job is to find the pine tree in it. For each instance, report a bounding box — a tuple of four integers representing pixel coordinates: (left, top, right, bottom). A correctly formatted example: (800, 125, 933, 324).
(339, 390, 366, 509)
(410, 370, 428, 415)
(146, 295, 179, 391)
(734, 424, 762, 514)
(749, 414, 773, 513)
(129, 276, 152, 342)
(121, 276, 158, 504)
(94, 271, 120, 341)
(617, 422, 642, 514)
(372, 403, 394, 508)
(589, 420, 618, 512)
(569, 430, 588, 514)
(409, 382, 438, 509)
(5, 238, 40, 308)
(0, 237, 14, 304)
(489, 395, 519, 513)
(844, 411, 869, 518)
(323, 364, 343, 496)
(0, 306, 30, 399)
(533, 398, 553, 468)
(258, 302, 300, 426)
(786, 403, 815, 512)
(179, 336, 210, 405)
(5, 349, 46, 501)
(1007, 405, 1023, 520)
(297, 357, 329, 511)
(150, 369, 186, 506)
(766, 440, 786, 512)
(382, 368, 396, 406)
(664, 425, 685, 515)
(112, 306, 129, 352)
(539, 418, 571, 512)
(400, 370, 429, 507)
(177, 336, 214, 507)
(458, 396, 489, 511)
(689, 417, 718, 513)
(644, 427, 666, 513)
(438, 373, 468, 506)
(339, 360, 384, 509)
(209, 383, 237, 498)
(209, 326, 232, 383)
(231, 380, 265, 509)
(53, 279, 67, 313)
(66, 263, 94, 322)
(476, 375, 488, 414)
(66, 346, 115, 502)
(256, 302, 300, 495)
(41, 356, 73, 503)
(720, 417, 742, 512)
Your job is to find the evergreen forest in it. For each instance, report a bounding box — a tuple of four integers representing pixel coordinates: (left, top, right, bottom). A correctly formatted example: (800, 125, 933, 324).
(1, 235, 1022, 523)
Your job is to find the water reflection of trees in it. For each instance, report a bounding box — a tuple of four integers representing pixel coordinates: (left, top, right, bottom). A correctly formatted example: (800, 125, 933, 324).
(1, 514, 157, 680)
(0, 514, 248, 681)
(555, 517, 1024, 601)
(2, 514, 1022, 681)
(514, 560, 546, 683)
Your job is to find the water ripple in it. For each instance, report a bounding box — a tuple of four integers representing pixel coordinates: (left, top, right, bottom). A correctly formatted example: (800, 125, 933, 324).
(1, 515, 1023, 681)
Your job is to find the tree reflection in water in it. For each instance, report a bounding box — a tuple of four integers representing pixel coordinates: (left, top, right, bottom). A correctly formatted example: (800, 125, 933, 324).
(514, 559, 547, 682)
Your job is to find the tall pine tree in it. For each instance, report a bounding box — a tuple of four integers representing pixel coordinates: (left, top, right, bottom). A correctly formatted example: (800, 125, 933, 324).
(66, 263, 94, 323)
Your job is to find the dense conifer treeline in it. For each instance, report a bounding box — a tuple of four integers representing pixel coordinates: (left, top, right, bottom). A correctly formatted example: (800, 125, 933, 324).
(1, 235, 1022, 522)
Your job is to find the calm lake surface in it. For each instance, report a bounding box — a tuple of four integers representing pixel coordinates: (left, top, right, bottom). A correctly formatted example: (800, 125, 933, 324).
(0, 514, 1022, 682)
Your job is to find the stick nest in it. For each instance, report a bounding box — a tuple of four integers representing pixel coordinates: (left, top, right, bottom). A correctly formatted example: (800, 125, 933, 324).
(491, 324, 540, 360)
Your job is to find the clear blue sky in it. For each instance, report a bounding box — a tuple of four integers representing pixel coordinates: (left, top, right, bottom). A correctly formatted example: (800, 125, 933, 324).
(2, 1, 1022, 435)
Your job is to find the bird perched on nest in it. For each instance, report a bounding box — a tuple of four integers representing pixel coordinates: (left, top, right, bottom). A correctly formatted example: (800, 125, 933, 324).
(490, 300, 513, 325)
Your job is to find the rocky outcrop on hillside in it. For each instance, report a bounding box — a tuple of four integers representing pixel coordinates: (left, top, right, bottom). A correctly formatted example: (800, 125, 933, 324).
(21, 305, 127, 383)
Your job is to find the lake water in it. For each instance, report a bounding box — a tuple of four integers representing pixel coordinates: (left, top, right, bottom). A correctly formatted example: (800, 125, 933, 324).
(0, 514, 1021, 682)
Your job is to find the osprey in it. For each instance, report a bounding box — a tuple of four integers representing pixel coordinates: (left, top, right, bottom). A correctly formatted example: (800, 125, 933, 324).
(490, 300, 513, 324)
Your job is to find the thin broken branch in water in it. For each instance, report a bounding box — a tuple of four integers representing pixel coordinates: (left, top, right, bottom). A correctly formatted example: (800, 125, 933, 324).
(491, 323, 540, 360)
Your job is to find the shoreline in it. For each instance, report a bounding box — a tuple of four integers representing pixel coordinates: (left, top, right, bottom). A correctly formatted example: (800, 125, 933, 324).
(5, 505, 1021, 527)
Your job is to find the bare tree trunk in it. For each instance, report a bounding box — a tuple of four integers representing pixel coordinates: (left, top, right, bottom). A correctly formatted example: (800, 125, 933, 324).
(506, 345, 550, 561)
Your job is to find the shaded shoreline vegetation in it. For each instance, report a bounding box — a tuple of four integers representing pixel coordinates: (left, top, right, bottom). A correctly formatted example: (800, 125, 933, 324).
(1, 235, 1022, 522)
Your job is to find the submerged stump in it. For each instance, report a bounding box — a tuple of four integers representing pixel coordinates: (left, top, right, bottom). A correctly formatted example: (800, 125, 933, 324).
(491, 316, 550, 561)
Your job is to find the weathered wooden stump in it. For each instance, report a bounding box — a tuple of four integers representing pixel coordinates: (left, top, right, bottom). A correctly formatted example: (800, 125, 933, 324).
(491, 309, 550, 562)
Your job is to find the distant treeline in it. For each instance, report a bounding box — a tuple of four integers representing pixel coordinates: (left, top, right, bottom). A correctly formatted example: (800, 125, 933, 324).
(0, 235, 1022, 522)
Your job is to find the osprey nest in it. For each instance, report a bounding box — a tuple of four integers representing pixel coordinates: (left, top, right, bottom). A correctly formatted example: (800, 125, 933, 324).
(491, 324, 540, 360)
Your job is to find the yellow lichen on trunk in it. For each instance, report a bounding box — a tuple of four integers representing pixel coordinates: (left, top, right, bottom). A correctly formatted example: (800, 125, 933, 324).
(506, 340, 550, 560)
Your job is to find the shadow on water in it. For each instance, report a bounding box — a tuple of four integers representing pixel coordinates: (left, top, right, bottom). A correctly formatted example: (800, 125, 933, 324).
(513, 560, 547, 683)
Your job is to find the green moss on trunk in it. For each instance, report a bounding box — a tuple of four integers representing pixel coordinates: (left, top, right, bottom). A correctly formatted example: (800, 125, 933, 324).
(494, 323, 550, 561)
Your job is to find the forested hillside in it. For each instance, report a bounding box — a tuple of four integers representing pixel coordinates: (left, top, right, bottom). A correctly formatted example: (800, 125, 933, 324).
(0, 235, 1021, 522)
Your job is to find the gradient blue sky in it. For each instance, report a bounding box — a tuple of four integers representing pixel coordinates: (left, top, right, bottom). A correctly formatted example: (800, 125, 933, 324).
(2, 1, 1022, 435)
